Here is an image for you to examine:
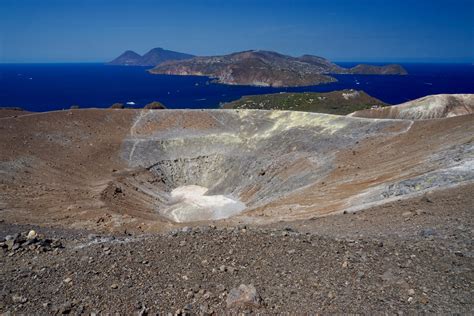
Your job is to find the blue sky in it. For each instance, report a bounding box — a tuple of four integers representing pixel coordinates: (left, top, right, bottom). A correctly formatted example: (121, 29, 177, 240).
(0, 0, 473, 63)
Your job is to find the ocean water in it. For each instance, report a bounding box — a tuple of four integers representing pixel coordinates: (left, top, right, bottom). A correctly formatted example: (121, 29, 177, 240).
(0, 63, 473, 111)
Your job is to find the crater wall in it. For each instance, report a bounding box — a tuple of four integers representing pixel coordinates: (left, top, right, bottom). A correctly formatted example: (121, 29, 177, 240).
(0, 109, 472, 230)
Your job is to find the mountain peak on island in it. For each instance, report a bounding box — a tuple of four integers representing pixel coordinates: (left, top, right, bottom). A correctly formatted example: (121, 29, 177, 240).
(108, 47, 195, 66)
(139, 48, 194, 66)
(124, 50, 140, 55)
(108, 50, 142, 66)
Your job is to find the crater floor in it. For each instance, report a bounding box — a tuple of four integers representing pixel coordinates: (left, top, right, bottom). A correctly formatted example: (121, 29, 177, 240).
(167, 185, 246, 222)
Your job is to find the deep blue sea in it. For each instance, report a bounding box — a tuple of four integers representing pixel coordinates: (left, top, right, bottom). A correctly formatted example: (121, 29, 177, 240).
(0, 63, 473, 111)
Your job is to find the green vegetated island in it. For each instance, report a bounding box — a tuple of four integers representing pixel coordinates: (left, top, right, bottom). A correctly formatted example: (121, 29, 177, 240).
(222, 90, 388, 115)
(110, 48, 407, 87)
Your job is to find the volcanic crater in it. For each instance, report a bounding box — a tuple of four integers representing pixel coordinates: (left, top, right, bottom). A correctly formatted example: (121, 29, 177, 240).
(0, 109, 472, 232)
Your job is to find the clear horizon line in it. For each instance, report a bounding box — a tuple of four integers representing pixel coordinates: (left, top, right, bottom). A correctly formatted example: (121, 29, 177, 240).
(1, 60, 473, 65)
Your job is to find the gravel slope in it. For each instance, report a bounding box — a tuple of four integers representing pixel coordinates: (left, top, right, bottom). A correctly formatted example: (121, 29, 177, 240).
(1, 184, 472, 314)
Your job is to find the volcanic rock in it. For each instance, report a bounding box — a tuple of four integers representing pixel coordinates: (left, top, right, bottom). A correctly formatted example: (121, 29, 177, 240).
(144, 101, 166, 110)
(27, 230, 37, 239)
(226, 284, 260, 308)
(110, 103, 125, 109)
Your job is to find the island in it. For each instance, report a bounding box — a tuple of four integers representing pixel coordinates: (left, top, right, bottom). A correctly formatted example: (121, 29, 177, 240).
(222, 90, 388, 115)
(149, 50, 407, 87)
(108, 47, 194, 66)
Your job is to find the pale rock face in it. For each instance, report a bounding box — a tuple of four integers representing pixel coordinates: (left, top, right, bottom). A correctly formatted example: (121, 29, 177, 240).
(349, 94, 474, 119)
(119, 109, 473, 224)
